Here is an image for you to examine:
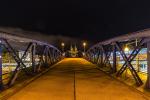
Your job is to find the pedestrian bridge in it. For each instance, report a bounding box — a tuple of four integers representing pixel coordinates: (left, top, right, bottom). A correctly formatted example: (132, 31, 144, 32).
(6, 58, 148, 100)
(1, 28, 150, 99)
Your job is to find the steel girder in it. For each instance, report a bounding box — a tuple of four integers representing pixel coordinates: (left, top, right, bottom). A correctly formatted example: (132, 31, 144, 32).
(0, 38, 62, 89)
(146, 42, 150, 88)
(116, 39, 144, 77)
(0, 42, 2, 90)
(101, 45, 112, 68)
(85, 38, 145, 86)
(92, 47, 98, 63)
(95, 47, 101, 64)
(7, 42, 33, 86)
(115, 41, 143, 86)
(112, 45, 117, 73)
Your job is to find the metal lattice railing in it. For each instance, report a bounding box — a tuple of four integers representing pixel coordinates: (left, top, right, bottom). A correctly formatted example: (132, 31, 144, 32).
(0, 32, 62, 90)
(85, 37, 146, 86)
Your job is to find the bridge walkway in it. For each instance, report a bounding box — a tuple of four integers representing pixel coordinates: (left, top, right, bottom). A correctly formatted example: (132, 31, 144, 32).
(8, 58, 148, 100)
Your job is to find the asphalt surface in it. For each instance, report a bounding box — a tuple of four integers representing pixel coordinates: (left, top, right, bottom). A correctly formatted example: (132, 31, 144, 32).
(8, 58, 149, 100)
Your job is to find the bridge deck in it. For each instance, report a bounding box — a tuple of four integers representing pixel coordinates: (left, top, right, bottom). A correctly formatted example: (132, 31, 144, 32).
(8, 58, 148, 100)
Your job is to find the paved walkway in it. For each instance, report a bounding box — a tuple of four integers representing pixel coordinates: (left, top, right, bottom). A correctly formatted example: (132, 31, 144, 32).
(8, 58, 149, 100)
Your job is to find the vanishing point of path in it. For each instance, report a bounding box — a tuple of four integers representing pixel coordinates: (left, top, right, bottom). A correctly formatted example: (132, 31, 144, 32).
(8, 58, 149, 100)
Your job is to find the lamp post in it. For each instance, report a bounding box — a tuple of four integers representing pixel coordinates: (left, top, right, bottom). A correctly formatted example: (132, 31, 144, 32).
(61, 42, 65, 52)
(82, 42, 87, 57)
(61, 42, 65, 57)
(83, 42, 86, 53)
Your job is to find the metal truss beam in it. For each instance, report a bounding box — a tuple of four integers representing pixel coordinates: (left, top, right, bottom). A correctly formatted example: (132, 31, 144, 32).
(3, 39, 28, 72)
(101, 45, 111, 67)
(112, 45, 117, 73)
(0, 33, 62, 89)
(8, 42, 33, 86)
(146, 42, 150, 88)
(0, 40, 3, 89)
(115, 41, 143, 86)
(116, 39, 144, 76)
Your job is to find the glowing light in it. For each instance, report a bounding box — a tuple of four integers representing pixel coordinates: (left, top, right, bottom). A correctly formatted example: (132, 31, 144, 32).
(124, 46, 129, 52)
(61, 42, 65, 47)
(83, 42, 86, 47)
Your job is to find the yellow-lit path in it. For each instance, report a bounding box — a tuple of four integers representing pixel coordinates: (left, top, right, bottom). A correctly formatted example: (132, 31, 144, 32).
(8, 58, 148, 100)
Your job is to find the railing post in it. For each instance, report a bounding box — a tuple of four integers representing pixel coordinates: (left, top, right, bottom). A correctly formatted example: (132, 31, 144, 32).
(0, 40, 3, 90)
(96, 49, 101, 65)
(100, 50, 103, 65)
(31, 43, 36, 73)
(53, 49, 56, 63)
(146, 42, 150, 88)
(112, 44, 117, 73)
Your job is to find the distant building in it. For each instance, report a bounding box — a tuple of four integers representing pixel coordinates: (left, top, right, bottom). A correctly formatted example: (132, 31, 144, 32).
(68, 45, 78, 57)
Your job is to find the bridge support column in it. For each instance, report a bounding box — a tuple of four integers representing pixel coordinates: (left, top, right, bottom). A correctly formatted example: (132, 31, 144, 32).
(0, 40, 3, 90)
(146, 42, 150, 89)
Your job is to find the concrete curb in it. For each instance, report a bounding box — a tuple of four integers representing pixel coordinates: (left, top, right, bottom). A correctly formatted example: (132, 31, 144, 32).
(95, 66, 150, 99)
(0, 62, 60, 100)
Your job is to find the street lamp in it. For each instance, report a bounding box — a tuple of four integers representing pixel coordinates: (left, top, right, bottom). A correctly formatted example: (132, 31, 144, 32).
(83, 42, 86, 53)
(124, 46, 129, 52)
(61, 42, 65, 57)
(61, 42, 65, 52)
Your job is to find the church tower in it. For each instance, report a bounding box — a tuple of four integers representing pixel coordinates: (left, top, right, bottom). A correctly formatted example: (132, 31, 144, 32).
(69, 44, 78, 57)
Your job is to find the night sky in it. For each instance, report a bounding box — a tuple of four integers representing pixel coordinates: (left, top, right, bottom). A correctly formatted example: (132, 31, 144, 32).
(0, 0, 150, 43)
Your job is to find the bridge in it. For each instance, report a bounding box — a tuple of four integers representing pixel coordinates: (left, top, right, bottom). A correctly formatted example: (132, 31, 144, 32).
(0, 29, 150, 100)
